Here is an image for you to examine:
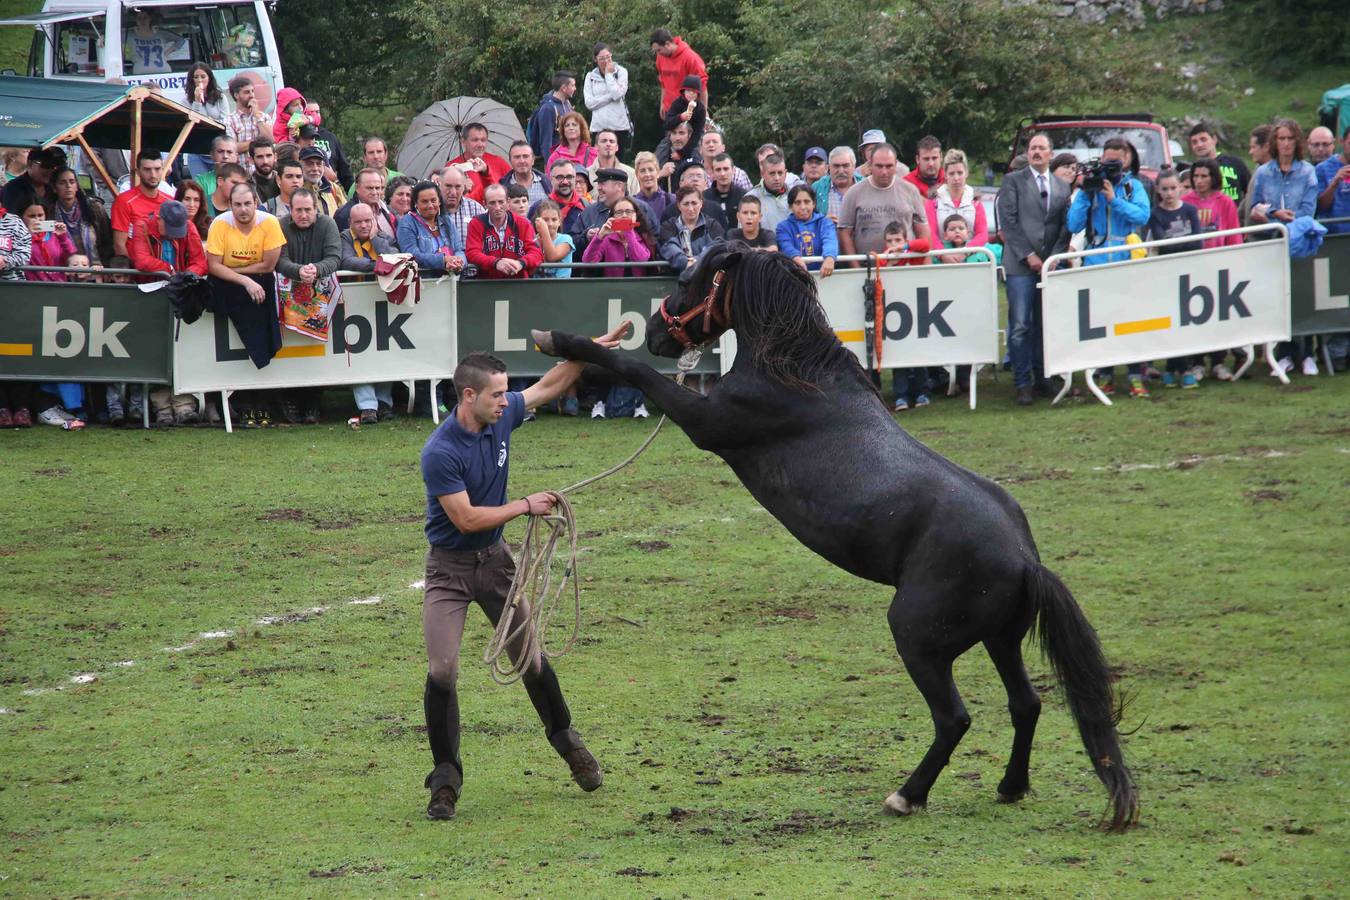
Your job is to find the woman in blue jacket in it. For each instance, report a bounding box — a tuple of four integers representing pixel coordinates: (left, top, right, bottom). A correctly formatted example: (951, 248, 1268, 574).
(776, 185, 838, 275)
(1066, 138, 1151, 266)
(1248, 119, 1319, 227)
(395, 181, 466, 275)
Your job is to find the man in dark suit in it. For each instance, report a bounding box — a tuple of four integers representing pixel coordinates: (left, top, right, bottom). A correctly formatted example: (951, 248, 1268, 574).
(997, 132, 1071, 406)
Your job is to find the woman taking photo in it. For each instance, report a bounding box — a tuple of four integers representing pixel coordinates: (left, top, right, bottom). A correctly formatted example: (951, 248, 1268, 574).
(547, 112, 598, 173)
(659, 186, 724, 274)
(581, 196, 656, 278)
(50, 166, 112, 264)
(395, 181, 466, 276)
(775, 185, 837, 275)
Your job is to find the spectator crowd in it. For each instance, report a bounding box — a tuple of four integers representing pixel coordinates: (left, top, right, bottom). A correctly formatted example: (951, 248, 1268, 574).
(2, 27, 1348, 429)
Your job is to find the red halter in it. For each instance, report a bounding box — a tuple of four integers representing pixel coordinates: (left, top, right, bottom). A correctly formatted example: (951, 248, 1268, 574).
(658, 270, 733, 349)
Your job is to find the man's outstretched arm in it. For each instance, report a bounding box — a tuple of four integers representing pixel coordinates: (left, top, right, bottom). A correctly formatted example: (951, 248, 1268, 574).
(521, 319, 631, 409)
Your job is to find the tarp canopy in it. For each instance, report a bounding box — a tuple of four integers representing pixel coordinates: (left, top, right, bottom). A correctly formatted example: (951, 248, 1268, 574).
(0, 75, 223, 153)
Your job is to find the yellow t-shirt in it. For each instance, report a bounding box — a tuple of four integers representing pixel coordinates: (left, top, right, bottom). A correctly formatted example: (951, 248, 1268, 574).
(206, 211, 286, 268)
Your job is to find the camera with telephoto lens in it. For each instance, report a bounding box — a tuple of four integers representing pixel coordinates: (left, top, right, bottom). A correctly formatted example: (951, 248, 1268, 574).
(1078, 157, 1124, 192)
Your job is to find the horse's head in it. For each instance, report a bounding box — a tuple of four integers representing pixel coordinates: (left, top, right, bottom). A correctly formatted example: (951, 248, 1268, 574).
(646, 243, 750, 358)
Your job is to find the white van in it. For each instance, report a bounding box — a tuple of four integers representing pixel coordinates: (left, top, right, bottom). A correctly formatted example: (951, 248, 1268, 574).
(1, 0, 285, 112)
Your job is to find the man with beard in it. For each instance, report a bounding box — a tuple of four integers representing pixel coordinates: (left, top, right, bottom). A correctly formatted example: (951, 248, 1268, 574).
(299, 147, 347, 216)
(529, 159, 588, 252)
(903, 135, 945, 201)
(111, 149, 168, 257)
(249, 138, 280, 203)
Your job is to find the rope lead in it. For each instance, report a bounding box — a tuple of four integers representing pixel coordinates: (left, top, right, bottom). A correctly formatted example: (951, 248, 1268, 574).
(483, 346, 704, 684)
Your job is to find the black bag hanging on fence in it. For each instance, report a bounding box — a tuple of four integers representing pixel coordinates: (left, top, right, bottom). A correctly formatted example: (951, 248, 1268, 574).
(165, 272, 210, 337)
(862, 253, 885, 372)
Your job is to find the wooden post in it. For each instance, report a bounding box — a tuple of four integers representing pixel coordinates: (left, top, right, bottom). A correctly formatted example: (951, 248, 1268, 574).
(163, 118, 196, 174)
(130, 96, 143, 185)
(74, 133, 117, 195)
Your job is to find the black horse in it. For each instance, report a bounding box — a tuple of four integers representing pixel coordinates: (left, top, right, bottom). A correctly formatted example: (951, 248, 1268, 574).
(532, 245, 1139, 831)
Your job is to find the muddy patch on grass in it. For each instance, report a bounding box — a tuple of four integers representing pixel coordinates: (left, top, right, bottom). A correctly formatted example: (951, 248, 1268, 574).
(766, 607, 816, 620)
(258, 508, 306, 522)
(615, 866, 661, 878)
(633, 540, 671, 552)
(993, 468, 1073, 485)
(770, 809, 851, 834)
(1245, 489, 1286, 503)
(34, 467, 71, 478)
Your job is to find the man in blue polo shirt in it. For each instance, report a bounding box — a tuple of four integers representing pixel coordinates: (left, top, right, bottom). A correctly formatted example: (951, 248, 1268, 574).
(419, 324, 628, 821)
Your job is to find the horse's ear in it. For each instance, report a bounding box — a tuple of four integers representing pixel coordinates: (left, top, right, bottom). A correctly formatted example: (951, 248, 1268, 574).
(721, 246, 746, 270)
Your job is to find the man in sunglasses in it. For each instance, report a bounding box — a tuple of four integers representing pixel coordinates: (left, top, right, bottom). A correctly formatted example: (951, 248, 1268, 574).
(0, 147, 61, 213)
(996, 132, 1072, 406)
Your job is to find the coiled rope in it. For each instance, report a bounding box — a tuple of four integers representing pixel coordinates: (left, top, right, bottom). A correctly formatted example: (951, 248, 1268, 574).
(483, 347, 703, 684)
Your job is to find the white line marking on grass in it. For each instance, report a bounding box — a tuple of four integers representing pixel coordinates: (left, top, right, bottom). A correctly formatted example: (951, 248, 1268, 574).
(0, 707, 12, 714)
(163, 643, 197, 653)
(69, 674, 98, 685)
(349, 596, 382, 605)
(199, 630, 234, 639)
(21, 688, 54, 696)
(112, 660, 135, 667)
(408, 580, 425, 591)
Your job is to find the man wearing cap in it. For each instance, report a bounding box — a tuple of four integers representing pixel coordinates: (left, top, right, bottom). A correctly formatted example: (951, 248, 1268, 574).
(801, 146, 829, 188)
(295, 118, 353, 190)
(857, 129, 909, 180)
(699, 131, 751, 191)
(111, 149, 170, 257)
(127, 199, 208, 279)
(580, 168, 657, 252)
(813, 146, 861, 223)
(0, 147, 58, 212)
(299, 146, 347, 217)
(464, 183, 543, 279)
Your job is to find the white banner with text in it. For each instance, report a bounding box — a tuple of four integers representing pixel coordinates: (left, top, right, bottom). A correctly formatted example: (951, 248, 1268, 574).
(1041, 239, 1291, 376)
(172, 279, 457, 393)
(720, 261, 1000, 374)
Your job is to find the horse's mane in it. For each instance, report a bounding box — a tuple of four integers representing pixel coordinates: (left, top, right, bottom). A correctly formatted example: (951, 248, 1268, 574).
(726, 250, 880, 399)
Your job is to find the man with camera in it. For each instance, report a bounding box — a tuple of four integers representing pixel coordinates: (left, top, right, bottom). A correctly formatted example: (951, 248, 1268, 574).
(1066, 137, 1151, 267)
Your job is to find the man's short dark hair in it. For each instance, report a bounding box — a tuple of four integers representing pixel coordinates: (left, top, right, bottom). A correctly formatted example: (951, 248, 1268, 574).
(871, 143, 898, 160)
(228, 180, 258, 202)
(552, 71, 574, 91)
(136, 148, 161, 166)
(916, 135, 941, 153)
(215, 162, 247, 183)
(278, 158, 304, 175)
(227, 74, 252, 98)
(737, 195, 761, 209)
(504, 182, 529, 200)
(650, 27, 673, 45)
(1189, 122, 1214, 140)
(509, 139, 532, 153)
(549, 157, 575, 173)
(463, 122, 489, 139)
(249, 137, 274, 156)
(762, 153, 785, 168)
(1250, 124, 1273, 147)
(454, 353, 508, 398)
(595, 129, 619, 142)
(290, 187, 317, 206)
(712, 152, 732, 165)
(364, 136, 387, 152)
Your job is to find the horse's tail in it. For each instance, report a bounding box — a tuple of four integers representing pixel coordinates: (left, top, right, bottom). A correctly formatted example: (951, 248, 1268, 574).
(1025, 563, 1140, 832)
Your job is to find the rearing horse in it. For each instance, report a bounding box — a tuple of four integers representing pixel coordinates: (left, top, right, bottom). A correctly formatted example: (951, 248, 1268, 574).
(532, 245, 1139, 830)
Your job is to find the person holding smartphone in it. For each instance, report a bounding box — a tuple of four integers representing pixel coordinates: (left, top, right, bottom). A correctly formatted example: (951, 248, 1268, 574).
(580, 196, 655, 278)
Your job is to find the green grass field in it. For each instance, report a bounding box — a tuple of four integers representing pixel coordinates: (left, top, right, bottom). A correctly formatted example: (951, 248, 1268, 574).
(2, 369, 1347, 897)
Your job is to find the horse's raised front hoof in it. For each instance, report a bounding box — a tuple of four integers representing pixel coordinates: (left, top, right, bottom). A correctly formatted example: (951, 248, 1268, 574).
(531, 329, 556, 357)
(883, 791, 922, 817)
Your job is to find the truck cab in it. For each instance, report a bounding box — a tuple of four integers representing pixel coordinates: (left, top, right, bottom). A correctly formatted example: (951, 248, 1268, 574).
(1, 0, 284, 112)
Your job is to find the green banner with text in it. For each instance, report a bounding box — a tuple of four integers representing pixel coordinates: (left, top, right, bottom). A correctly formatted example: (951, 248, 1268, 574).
(1290, 233, 1350, 337)
(0, 282, 173, 383)
(456, 277, 724, 376)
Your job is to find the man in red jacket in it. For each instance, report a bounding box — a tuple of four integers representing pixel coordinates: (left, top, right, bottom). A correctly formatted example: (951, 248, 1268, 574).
(127, 199, 207, 279)
(465, 184, 543, 279)
(902, 135, 946, 201)
(445, 123, 512, 205)
(650, 28, 707, 118)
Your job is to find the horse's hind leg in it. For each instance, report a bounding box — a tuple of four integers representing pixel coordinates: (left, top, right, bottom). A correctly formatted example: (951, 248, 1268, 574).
(984, 634, 1042, 804)
(885, 595, 971, 815)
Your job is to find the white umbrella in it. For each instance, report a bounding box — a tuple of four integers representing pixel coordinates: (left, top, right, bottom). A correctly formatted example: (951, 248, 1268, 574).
(396, 97, 525, 180)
